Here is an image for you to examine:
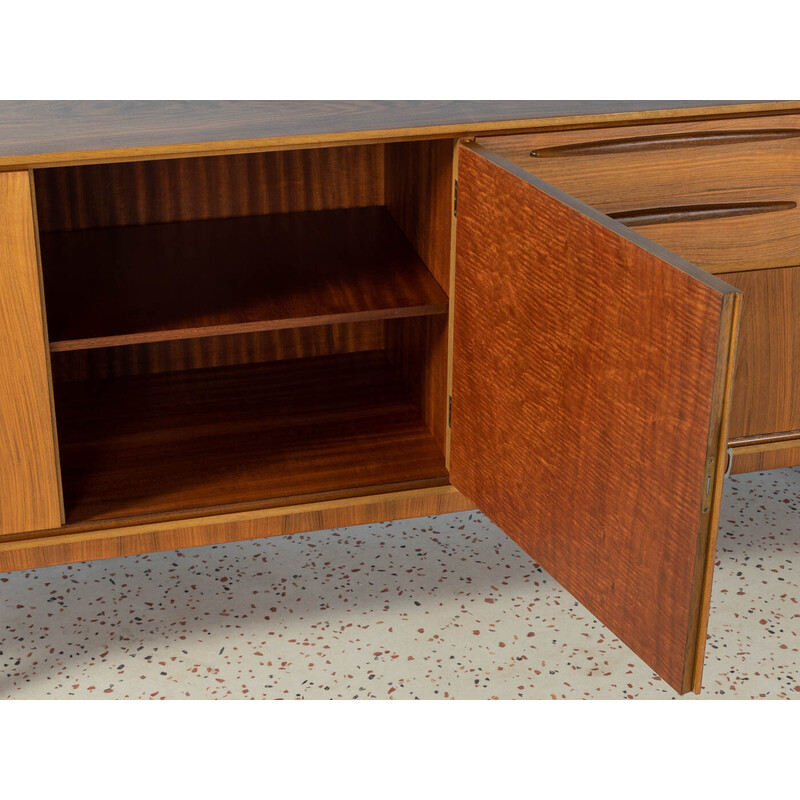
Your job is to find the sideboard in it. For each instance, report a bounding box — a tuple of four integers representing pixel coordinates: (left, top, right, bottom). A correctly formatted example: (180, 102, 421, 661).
(1, 100, 797, 694)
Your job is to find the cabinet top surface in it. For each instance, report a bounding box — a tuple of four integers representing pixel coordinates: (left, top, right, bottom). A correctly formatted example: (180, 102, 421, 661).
(2, 100, 798, 169)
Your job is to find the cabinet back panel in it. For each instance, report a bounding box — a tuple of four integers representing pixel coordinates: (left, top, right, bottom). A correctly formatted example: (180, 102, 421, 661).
(34, 145, 386, 232)
(50, 321, 386, 383)
(480, 115, 800, 274)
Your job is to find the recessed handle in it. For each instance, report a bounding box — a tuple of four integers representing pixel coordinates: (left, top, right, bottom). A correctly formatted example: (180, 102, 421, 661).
(529, 129, 800, 158)
(609, 201, 796, 227)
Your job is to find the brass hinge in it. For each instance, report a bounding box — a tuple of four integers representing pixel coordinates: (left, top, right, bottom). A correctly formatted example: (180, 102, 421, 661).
(453, 180, 458, 217)
(701, 456, 716, 513)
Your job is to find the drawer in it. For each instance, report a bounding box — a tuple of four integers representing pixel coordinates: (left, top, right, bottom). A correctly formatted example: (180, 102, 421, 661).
(478, 115, 800, 274)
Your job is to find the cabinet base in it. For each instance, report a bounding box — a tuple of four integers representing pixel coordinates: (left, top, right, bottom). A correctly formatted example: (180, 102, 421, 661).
(0, 486, 474, 573)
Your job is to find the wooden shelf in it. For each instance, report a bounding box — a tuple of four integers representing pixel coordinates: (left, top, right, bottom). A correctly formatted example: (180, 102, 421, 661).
(41, 206, 449, 352)
(54, 351, 449, 524)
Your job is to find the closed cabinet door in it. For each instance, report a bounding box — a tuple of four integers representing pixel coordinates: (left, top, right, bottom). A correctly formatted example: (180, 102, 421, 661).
(449, 142, 741, 694)
(0, 171, 63, 535)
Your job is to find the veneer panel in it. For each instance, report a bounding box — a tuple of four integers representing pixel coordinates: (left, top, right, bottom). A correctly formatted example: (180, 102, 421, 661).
(0, 171, 63, 534)
(0, 486, 473, 573)
(480, 115, 800, 274)
(34, 145, 385, 232)
(721, 267, 800, 439)
(450, 143, 739, 694)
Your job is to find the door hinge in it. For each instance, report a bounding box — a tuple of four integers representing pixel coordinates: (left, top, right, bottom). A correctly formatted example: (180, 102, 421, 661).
(701, 456, 716, 513)
(453, 180, 458, 217)
(448, 395, 452, 426)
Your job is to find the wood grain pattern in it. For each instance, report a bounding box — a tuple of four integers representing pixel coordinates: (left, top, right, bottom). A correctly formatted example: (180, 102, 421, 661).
(445, 144, 460, 469)
(720, 267, 800, 439)
(383, 138, 455, 453)
(480, 114, 800, 274)
(0, 486, 474, 572)
(41, 207, 448, 351)
(610, 201, 796, 227)
(3, 101, 795, 170)
(450, 143, 739, 694)
(0, 171, 63, 535)
(55, 351, 448, 524)
(615, 211, 800, 276)
(527, 128, 800, 157)
(386, 315, 450, 453)
(50, 322, 386, 383)
(729, 439, 800, 473)
(34, 145, 385, 232)
(385, 139, 456, 293)
(729, 430, 800, 446)
(686, 288, 741, 693)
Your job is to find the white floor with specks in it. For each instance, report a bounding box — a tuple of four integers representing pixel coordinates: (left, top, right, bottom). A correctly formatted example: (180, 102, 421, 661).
(2, 468, 798, 699)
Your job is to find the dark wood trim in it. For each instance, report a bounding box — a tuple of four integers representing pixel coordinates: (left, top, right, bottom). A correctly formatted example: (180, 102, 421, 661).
(610, 202, 797, 227)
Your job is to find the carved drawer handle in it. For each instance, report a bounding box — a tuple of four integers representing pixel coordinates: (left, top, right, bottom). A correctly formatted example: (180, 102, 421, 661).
(529, 129, 800, 158)
(609, 201, 796, 227)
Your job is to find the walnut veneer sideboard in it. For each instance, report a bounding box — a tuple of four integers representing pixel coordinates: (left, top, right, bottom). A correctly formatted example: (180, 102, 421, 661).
(1, 100, 798, 695)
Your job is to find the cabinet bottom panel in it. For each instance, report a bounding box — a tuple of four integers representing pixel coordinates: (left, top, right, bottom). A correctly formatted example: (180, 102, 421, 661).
(0, 486, 474, 573)
(53, 350, 449, 524)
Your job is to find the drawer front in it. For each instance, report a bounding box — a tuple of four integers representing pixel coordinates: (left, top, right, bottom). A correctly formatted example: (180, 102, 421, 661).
(478, 115, 800, 274)
(720, 265, 800, 439)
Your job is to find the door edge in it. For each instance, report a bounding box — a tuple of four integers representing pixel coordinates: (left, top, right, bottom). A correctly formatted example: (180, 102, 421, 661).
(682, 290, 743, 693)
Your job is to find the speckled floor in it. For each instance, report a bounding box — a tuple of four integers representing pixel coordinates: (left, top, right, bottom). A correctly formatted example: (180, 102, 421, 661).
(2, 467, 798, 699)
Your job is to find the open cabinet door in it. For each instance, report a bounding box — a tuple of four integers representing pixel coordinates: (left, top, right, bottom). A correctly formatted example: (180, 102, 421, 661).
(450, 143, 741, 694)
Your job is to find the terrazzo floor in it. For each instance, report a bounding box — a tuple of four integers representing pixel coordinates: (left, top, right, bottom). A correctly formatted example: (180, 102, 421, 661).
(1, 467, 798, 699)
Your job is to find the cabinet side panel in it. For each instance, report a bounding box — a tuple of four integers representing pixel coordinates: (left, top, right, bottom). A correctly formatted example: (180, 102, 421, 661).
(385, 315, 449, 453)
(0, 171, 63, 534)
(384, 139, 456, 456)
(385, 139, 456, 294)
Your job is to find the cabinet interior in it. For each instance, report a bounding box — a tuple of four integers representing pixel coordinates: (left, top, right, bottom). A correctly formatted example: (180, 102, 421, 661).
(35, 141, 455, 525)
